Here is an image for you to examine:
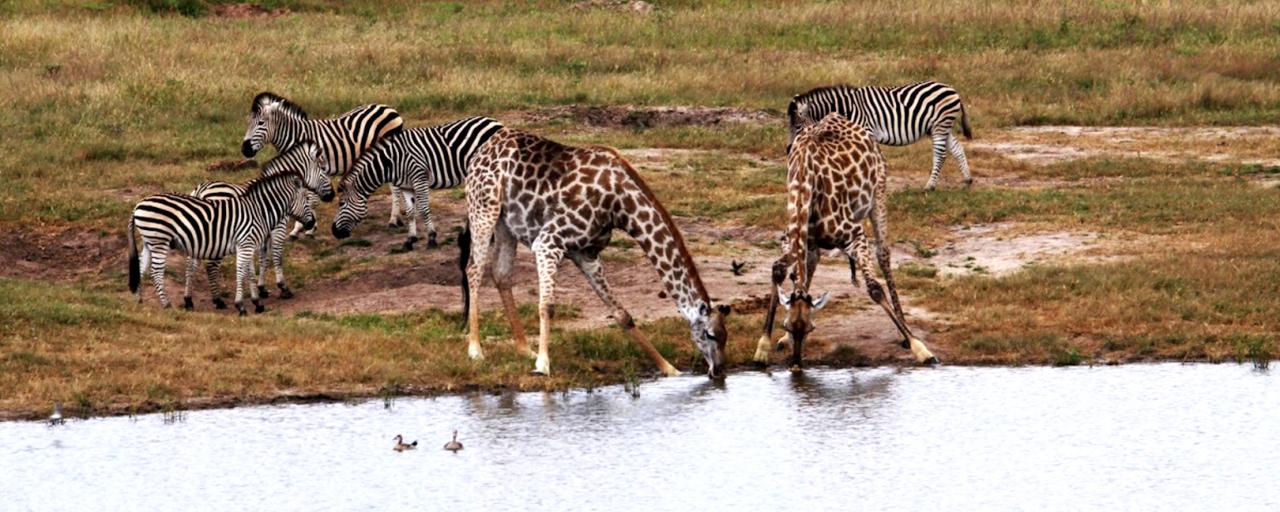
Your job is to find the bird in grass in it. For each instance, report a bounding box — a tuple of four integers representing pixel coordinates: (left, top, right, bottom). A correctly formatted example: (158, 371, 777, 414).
(730, 260, 747, 276)
(48, 402, 64, 426)
(393, 434, 418, 452)
(443, 430, 463, 452)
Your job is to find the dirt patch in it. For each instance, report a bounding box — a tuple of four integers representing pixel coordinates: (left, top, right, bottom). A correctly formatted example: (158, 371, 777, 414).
(210, 3, 291, 19)
(512, 105, 778, 129)
(971, 125, 1280, 167)
(0, 226, 126, 282)
(570, 0, 655, 13)
(206, 159, 258, 172)
(907, 223, 1106, 277)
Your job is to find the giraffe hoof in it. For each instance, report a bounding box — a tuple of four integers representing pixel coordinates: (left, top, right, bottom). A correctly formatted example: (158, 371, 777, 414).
(923, 356, 940, 366)
(789, 364, 803, 373)
(213, 298, 227, 310)
(257, 285, 270, 298)
(182, 297, 194, 310)
(278, 285, 294, 300)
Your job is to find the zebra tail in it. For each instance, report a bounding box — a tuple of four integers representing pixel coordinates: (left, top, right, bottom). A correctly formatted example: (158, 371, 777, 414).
(458, 223, 471, 328)
(960, 103, 973, 140)
(127, 217, 140, 294)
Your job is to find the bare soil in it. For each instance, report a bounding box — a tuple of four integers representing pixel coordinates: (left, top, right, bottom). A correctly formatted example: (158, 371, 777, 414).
(511, 105, 778, 129)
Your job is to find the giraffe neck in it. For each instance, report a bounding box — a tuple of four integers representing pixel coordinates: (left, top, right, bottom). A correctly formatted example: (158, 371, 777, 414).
(613, 164, 711, 321)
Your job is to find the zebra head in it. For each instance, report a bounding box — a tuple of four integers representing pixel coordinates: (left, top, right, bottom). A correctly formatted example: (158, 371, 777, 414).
(776, 288, 829, 362)
(330, 171, 367, 240)
(243, 92, 302, 158)
(295, 140, 335, 202)
(288, 179, 317, 232)
(785, 98, 811, 154)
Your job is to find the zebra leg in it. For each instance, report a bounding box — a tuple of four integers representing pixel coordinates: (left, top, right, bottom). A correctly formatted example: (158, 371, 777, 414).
(234, 246, 263, 316)
(422, 188, 438, 249)
(949, 132, 973, 186)
(925, 128, 950, 191)
(388, 188, 405, 228)
(205, 260, 227, 309)
(147, 243, 172, 309)
(271, 221, 293, 299)
(256, 240, 270, 299)
(402, 187, 419, 251)
(182, 255, 197, 310)
(137, 244, 151, 304)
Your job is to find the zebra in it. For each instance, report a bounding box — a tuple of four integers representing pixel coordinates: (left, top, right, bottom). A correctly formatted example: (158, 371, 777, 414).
(183, 141, 333, 309)
(240, 91, 405, 236)
(331, 116, 504, 250)
(787, 80, 974, 190)
(128, 172, 316, 315)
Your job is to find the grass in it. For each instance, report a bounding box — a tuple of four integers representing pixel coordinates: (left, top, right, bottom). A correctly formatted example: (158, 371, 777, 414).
(2, 1, 1279, 417)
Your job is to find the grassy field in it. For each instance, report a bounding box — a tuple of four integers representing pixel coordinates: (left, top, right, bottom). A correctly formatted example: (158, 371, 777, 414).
(2, 0, 1279, 419)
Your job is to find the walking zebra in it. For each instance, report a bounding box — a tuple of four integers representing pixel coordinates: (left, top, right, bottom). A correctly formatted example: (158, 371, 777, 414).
(128, 172, 316, 315)
(331, 116, 504, 250)
(184, 141, 333, 309)
(240, 91, 405, 236)
(787, 80, 974, 190)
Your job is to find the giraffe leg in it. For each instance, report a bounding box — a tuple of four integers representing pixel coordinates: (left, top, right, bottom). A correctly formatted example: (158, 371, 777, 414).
(464, 215, 496, 362)
(755, 254, 796, 364)
(924, 127, 950, 190)
(949, 132, 973, 186)
(182, 255, 197, 310)
(845, 227, 937, 365)
(492, 223, 532, 358)
(205, 261, 227, 309)
(572, 253, 681, 377)
(530, 235, 564, 376)
(147, 243, 172, 309)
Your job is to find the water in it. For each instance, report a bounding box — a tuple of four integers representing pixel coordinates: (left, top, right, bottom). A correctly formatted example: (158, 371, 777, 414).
(3, 364, 1277, 511)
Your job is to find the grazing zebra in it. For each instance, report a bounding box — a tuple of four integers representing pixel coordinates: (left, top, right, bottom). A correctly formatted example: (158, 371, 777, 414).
(240, 91, 405, 235)
(128, 172, 316, 315)
(183, 142, 333, 309)
(787, 80, 974, 190)
(331, 116, 504, 250)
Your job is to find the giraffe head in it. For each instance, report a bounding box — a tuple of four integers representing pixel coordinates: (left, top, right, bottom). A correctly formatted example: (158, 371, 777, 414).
(777, 289, 830, 362)
(687, 303, 731, 378)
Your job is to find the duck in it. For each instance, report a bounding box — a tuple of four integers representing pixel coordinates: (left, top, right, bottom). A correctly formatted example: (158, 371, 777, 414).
(393, 434, 417, 452)
(443, 430, 463, 452)
(48, 401, 64, 426)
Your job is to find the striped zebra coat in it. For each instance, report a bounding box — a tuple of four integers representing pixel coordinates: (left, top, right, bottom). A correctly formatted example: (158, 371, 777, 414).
(787, 81, 973, 189)
(128, 172, 316, 315)
(183, 142, 333, 309)
(331, 116, 504, 250)
(240, 92, 405, 234)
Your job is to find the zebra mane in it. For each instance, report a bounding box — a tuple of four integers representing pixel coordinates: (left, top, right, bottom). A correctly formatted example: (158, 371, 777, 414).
(242, 169, 302, 195)
(261, 139, 316, 175)
(252, 91, 309, 120)
(340, 136, 396, 191)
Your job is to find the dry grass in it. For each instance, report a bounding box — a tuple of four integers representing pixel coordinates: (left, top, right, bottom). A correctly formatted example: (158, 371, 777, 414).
(2, 1, 1279, 417)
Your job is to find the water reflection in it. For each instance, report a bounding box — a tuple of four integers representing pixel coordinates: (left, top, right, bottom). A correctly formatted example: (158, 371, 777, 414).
(2, 364, 1277, 511)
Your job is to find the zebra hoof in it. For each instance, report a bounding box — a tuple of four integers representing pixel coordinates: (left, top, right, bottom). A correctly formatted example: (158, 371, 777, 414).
(257, 285, 270, 298)
(289, 234, 299, 241)
(255, 304, 265, 314)
(964, 178, 974, 188)
(402, 236, 418, 252)
(213, 298, 227, 310)
(388, 219, 404, 228)
(426, 233, 438, 249)
(236, 303, 246, 316)
(278, 285, 294, 300)
(182, 297, 194, 310)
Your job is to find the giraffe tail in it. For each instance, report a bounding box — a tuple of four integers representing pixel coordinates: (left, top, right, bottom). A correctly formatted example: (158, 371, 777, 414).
(458, 223, 471, 328)
(960, 103, 973, 140)
(127, 216, 140, 294)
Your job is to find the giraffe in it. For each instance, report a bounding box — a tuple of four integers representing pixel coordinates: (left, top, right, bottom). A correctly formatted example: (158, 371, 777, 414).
(755, 112, 938, 368)
(460, 128, 731, 378)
